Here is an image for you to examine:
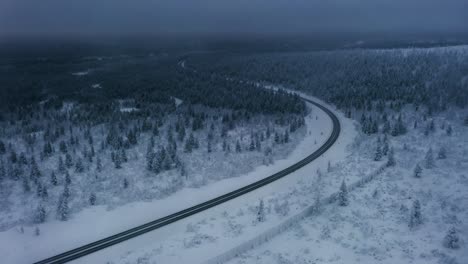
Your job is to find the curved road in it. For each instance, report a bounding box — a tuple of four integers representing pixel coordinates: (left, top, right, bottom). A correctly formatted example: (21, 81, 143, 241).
(35, 97, 340, 264)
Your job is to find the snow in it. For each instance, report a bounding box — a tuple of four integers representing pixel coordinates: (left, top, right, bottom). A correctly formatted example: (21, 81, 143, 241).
(219, 107, 468, 264)
(79, 95, 357, 264)
(91, 83, 102, 89)
(0, 94, 356, 264)
(71, 70, 90, 76)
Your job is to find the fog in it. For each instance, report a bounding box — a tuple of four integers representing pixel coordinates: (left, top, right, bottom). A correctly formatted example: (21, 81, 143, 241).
(0, 0, 467, 37)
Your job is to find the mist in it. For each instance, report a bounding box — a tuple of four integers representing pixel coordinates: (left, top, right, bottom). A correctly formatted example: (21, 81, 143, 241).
(1, 0, 467, 38)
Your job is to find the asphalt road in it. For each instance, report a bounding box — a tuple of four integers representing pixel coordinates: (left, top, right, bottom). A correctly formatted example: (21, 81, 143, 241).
(35, 97, 341, 264)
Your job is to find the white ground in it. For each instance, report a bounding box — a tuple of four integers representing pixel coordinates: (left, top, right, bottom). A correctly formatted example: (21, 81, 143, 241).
(220, 107, 468, 264)
(0, 95, 356, 264)
(90, 96, 356, 264)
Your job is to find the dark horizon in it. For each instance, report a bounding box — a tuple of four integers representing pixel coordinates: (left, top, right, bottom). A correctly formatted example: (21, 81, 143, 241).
(1, 0, 467, 39)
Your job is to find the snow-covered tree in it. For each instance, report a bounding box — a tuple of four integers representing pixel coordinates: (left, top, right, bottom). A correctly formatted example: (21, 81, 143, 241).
(443, 227, 460, 249)
(382, 135, 389, 156)
(65, 153, 73, 168)
(409, 200, 422, 229)
(374, 143, 383, 161)
(75, 157, 84, 173)
(414, 164, 422, 178)
(96, 156, 102, 172)
(89, 193, 96, 205)
(338, 180, 349, 206)
(34, 205, 46, 223)
(65, 171, 71, 185)
(58, 186, 70, 221)
(386, 147, 396, 167)
(437, 147, 447, 159)
(425, 147, 434, 169)
(257, 199, 266, 222)
(235, 140, 242, 153)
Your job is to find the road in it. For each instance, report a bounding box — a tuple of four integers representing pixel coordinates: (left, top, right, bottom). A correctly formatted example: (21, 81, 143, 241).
(35, 97, 340, 264)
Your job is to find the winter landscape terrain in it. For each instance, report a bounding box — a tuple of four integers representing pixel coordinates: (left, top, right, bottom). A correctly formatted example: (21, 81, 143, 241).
(1, 36, 468, 264)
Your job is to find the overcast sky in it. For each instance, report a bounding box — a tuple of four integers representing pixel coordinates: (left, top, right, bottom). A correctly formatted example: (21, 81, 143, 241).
(0, 0, 467, 37)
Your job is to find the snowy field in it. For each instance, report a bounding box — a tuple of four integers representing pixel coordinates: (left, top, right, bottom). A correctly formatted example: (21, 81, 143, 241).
(220, 106, 468, 264)
(0, 96, 345, 264)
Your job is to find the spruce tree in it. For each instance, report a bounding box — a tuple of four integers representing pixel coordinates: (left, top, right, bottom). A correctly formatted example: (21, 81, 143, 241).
(338, 180, 349, 206)
(386, 147, 396, 167)
(89, 193, 96, 205)
(409, 200, 422, 229)
(257, 199, 266, 222)
(235, 140, 242, 153)
(58, 186, 70, 221)
(414, 164, 422, 178)
(58, 156, 66, 174)
(35, 206, 46, 223)
(424, 148, 434, 169)
(65, 171, 71, 185)
(374, 142, 383, 161)
(96, 156, 102, 172)
(437, 147, 447, 159)
(65, 153, 73, 168)
(50, 171, 58, 185)
(75, 158, 84, 173)
(443, 227, 460, 249)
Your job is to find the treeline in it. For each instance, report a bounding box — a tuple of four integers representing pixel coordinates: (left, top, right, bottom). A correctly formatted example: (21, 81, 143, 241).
(189, 46, 468, 113)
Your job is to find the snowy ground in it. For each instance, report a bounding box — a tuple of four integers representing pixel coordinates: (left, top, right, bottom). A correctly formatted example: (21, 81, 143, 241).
(0, 96, 353, 264)
(221, 107, 468, 264)
(78, 95, 356, 264)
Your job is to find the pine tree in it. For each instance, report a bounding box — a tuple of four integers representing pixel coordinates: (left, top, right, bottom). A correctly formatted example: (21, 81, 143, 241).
(35, 206, 46, 223)
(59, 140, 68, 153)
(89, 193, 96, 205)
(58, 186, 70, 221)
(75, 157, 84, 173)
(274, 132, 280, 144)
(257, 199, 265, 222)
(374, 140, 383, 161)
(50, 171, 58, 185)
(249, 139, 255, 151)
(443, 227, 460, 249)
(386, 147, 396, 167)
(22, 174, 31, 192)
(0, 161, 5, 181)
(10, 150, 17, 164)
(58, 156, 66, 174)
(338, 180, 349, 206)
(437, 147, 447, 159)
(96, 156, 102, 172)
(65, 171, 71, 185)
(222, 139, 227, 152)
(114, 152, 122, 169)
(424, 148, 434, 169)
(284, 130, 290, 143)
(30, 157, 41, 183)
(120, 148, 127, 163)
(123, 178, 129, 189)
(446, 125, 453, 136)
(207, 140, 212, 153)
(409, 200, 422, 229)
(0, 140, 5, 155)
(414, 164, 422, 178)
(65, 153, 73, 168)
(235, 140, 242, 153)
